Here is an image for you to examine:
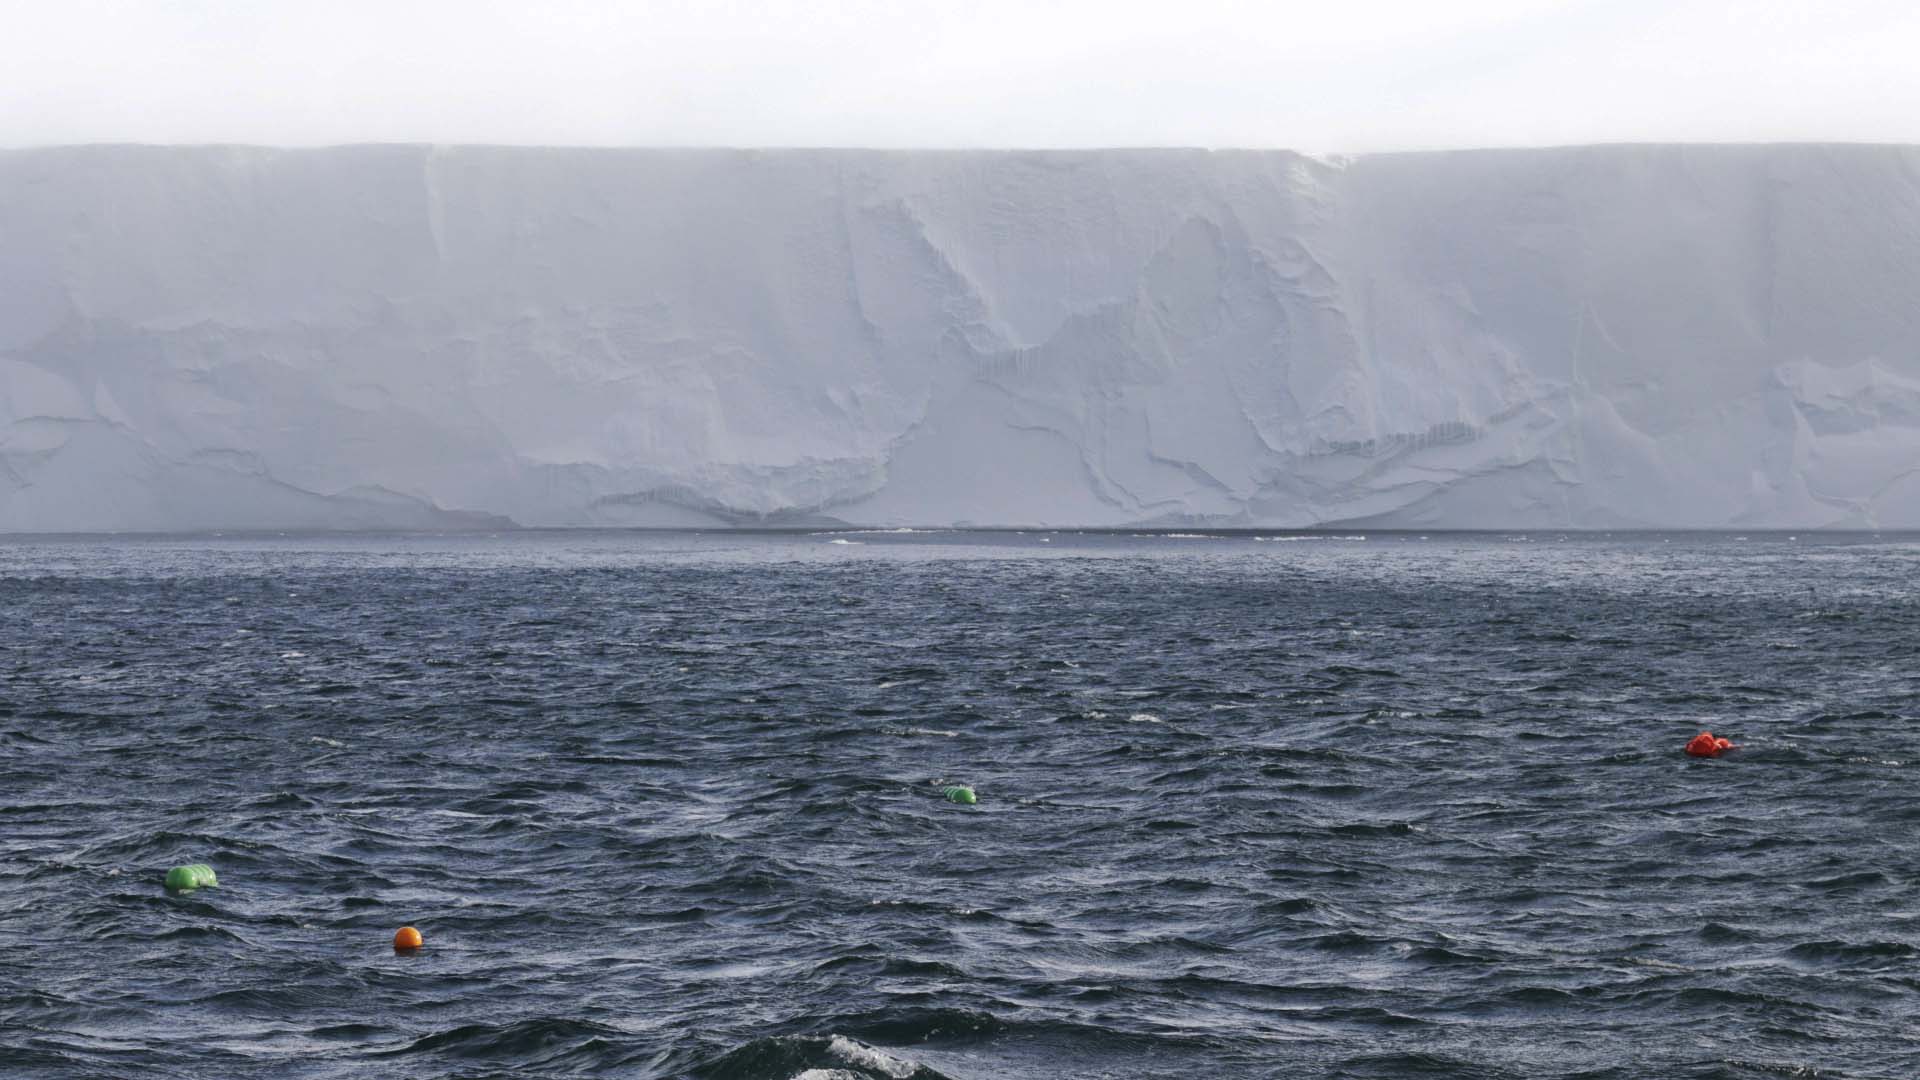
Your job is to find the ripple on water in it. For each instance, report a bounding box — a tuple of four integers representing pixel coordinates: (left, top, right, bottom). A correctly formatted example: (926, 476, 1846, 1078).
(3, 531, 1920, 1078)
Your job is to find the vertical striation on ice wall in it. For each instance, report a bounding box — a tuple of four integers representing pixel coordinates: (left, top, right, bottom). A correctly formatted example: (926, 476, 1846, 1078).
(3, 143, 1920, 530)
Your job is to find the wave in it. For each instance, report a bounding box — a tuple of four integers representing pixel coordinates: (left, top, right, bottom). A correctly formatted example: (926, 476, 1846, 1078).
(370, 1015, 641, 1071)
(696, 1034, 953, 1080)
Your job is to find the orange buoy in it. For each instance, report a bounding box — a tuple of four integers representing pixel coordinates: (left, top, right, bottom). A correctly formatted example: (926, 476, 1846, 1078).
(393, 926, 423, 951)
(1684, 731, 1735, 758)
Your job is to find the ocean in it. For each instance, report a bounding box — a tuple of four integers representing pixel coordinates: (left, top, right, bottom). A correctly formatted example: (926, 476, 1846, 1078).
(3, 530, 1917, 1078)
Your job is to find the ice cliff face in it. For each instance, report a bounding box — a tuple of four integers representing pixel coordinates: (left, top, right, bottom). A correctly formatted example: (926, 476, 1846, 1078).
(4, 143, 1920, 531)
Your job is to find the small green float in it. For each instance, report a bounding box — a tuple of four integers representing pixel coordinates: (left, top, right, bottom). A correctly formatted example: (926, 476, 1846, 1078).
(942, 785, 977, 805)
(164, 863, 218, 891)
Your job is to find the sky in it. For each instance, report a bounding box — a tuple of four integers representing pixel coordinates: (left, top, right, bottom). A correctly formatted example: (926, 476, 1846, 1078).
(2, 0, 1918, 151)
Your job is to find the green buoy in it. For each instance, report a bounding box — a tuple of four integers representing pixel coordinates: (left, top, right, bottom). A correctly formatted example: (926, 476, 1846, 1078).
(942, 785, 977, 805)
(164, 864, 218, 891)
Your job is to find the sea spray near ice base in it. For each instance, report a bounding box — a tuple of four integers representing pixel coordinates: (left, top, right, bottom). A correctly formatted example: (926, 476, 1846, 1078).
(4, 144, 1920, 531)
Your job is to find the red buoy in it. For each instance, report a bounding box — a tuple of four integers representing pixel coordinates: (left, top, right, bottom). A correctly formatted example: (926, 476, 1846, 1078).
(1685, 731, 1734, 758)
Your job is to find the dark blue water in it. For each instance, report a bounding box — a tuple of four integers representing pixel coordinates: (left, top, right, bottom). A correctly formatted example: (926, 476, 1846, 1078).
(4, 530, 1919, 1079)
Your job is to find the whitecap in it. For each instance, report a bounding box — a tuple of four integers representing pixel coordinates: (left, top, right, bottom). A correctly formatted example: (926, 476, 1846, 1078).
(827, 1035, 917, 1078)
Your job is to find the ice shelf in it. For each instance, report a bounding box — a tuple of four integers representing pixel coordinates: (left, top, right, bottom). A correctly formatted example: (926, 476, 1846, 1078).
(4, 144, 1920, 530)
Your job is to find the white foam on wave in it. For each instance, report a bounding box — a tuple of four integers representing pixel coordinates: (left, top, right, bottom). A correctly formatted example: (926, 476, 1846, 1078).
(827, 539, 862, 545)
(1128, 712, 1162, 723)
(826, 1035, 917, 1078)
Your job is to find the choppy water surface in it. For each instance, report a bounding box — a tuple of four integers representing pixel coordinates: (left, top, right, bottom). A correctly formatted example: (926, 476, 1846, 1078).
(4, 530, 1920, 1079)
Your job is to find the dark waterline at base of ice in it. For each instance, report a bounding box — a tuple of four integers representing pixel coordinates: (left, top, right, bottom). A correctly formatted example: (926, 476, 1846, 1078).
(3, 530, 1918, 1079)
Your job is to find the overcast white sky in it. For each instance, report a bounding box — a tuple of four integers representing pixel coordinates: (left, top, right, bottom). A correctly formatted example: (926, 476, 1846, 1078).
(3, 0, 1917, 151)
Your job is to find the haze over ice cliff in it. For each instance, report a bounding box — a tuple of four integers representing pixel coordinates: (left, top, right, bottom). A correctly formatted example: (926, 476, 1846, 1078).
(3, 144, 1919, 531)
